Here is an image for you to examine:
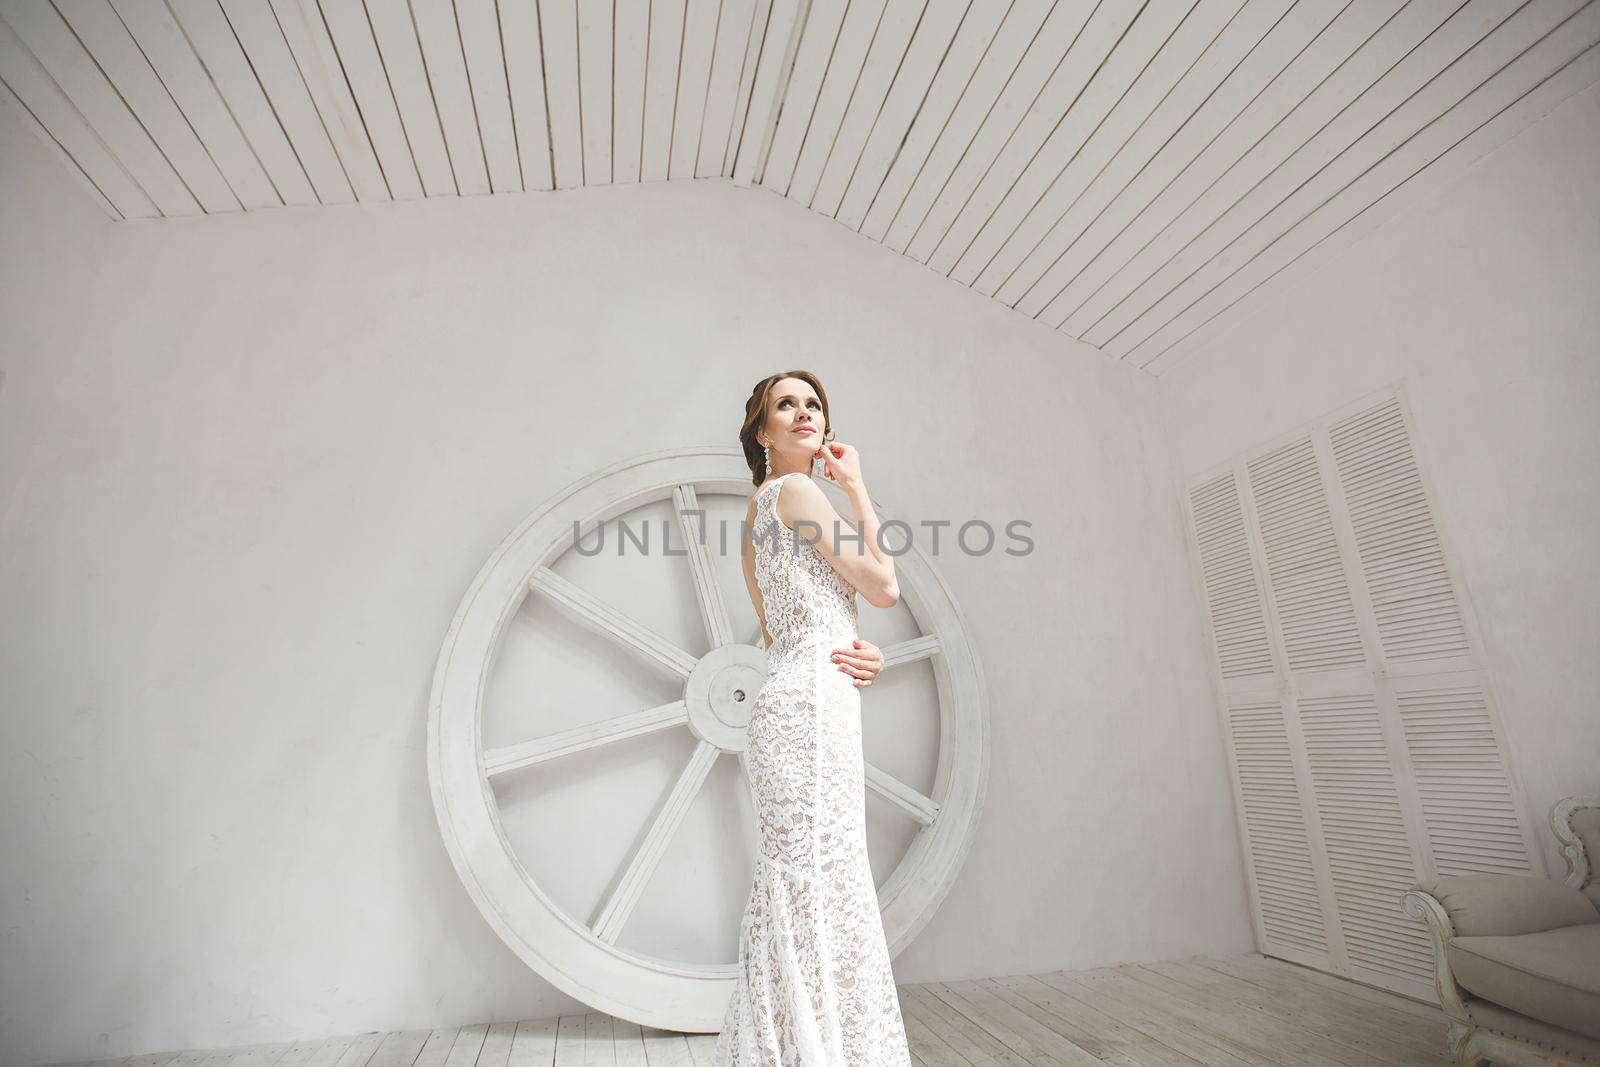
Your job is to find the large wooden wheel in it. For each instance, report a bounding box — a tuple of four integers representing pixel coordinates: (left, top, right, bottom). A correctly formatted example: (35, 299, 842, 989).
(427, 446, 988, 1030)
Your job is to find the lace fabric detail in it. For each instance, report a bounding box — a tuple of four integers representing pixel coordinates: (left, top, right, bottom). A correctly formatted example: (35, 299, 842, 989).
(715, 473, 911, 1066)
(750, 472, 861, 657)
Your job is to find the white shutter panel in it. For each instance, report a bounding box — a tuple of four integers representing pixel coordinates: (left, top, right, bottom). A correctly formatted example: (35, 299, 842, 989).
(1297, 692, 1435, 982)
(1327, 395, 1538, 880)
(1395, 682, 1532, 876)
(1243, 435, 1434, 990)
(1188, 473, 1274, 680)
(1187, 473, 1331, 967)
(1225, 696, 1330, 958)
(1182, 385, 1543, 1003)
(1245, 437, 1364, 673)
(1329, 397, 1471, 665)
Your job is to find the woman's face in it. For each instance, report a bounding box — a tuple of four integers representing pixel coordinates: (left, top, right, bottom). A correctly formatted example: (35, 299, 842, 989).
(763, 377, 825, 457)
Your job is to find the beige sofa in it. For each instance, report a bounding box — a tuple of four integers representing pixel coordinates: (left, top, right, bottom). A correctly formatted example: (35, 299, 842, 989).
(1404, 796, 1600, 1065)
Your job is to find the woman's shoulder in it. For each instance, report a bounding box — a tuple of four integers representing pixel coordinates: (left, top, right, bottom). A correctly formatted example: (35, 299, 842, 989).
(771, 473, 835, 533)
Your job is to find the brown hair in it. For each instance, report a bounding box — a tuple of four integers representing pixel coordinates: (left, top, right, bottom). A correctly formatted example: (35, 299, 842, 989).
(740, 370, 835, 486)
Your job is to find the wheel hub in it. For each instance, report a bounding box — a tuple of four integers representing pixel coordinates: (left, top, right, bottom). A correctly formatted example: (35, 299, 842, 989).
(684, 643, 769, 752)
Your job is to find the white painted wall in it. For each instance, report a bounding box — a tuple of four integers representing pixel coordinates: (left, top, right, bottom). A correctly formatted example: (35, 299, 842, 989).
(0, 101, 1244, 1065)
(1157, 80, 1600, 884)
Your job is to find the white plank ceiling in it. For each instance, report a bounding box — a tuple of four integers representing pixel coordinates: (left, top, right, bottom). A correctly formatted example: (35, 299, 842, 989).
(3, 0, 1597, 372)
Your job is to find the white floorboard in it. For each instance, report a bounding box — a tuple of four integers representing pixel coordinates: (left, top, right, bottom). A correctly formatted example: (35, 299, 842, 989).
(37, 953, 1451, 1067)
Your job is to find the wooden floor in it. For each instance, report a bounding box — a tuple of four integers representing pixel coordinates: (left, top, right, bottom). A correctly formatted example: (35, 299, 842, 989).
(49, 953, 1452, 1067)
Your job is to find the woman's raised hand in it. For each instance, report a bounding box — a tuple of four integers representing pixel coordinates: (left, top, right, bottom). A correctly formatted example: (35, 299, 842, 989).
(815, 440, 864, 492)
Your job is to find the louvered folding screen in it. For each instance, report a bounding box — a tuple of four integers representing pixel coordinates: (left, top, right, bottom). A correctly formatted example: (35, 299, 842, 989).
(1181, 385, 1543, 1002)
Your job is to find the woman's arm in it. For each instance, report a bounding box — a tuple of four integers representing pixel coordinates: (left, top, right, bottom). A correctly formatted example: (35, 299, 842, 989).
(776, 475, 899, 608)
(750, 482, 892, 684)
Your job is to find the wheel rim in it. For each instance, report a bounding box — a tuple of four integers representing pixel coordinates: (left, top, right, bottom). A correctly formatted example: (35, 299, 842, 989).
(427, 446, 988, 1029)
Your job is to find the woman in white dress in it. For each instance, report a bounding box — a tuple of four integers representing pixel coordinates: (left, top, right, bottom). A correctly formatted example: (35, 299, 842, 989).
(716, 371, 913, 1065)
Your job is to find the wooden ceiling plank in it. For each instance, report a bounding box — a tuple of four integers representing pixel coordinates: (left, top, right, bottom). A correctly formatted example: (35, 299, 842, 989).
(762, 0, 849, 195)
(0, 19, 145, 218)
(954, 0, 1246, 290)
(984, 0, 1294, 304)
(640, 0, 686, 182)
(1048, 0, 1435, 334)
(669, 0, 719, 180)
(2, 0, 200, 215)
(787, 0, 891, 205)
(723, 0, 777, 177)
(1080, 0, 1566, 347)
(362, 0, 457, 197)
(878, 0, 1062, 254)
(57, 0, 233, 214)
(455, 0, 523, 193)
(497, 0, 554, 190)
(107, 0, 280, 211)
(1008, 0, 1354, 318)
(538, 0, 584, 188)
(905, 0, 1109, 265)
(213, 0, 353, 203)
(312, 0, 422, 199)
(940, 0, 1211, 282)
(835, 0, 971, 230)
(856, 0, 1011, 240)
(314, 0, 423, 201)
(1139, 23, 1600, 374)
(812, 0, 934, 217)
(576, 0, 611, 184)
(612, 0, 649, 182)
(163, 0, 316, 206)
(732, 0, 808, 184)
(1110, 0, 1600, 363)
(0, 80, 117, 219)
(701, 0, 761, 178)
(270, 0, 394, 201)
(409, 0, 491, 196)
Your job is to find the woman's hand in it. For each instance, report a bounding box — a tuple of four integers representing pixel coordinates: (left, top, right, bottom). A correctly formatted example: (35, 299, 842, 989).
(815, 440, 864, 493)
(831, 639, 885, 688)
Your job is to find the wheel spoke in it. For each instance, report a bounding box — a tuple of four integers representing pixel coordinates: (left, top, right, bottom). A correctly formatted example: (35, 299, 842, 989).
(481, 701, 691, 778)
(529, 566, 698, 679)
(592, 739, 721, 943)
(881, 635, 940, 668)
(673, 483, 735, 649)
(865, 761, 939, 826)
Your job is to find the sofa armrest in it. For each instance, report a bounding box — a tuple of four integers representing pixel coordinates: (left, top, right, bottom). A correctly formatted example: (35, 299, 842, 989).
(1412, 872, 1600, 938)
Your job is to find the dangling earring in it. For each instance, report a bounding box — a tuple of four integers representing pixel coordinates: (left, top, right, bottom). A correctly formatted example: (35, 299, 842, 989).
(761, 438, 771, 475)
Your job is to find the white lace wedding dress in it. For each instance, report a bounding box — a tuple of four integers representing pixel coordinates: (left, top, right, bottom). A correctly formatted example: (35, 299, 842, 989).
(715, 471, 913, 1066)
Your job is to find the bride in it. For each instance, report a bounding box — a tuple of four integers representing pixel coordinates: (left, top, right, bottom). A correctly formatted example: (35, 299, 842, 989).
(715, 371, 913, 1065)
